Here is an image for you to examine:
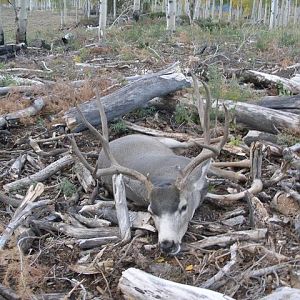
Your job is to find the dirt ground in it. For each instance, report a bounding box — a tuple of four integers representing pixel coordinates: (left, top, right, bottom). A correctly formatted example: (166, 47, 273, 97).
(1, 7, 300, 300)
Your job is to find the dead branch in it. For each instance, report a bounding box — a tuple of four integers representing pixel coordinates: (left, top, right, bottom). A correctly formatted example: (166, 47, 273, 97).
(244, 70, 300, 94)
(0, 283, 21, 300)
(189, 228, 267, 250)
(201, 243, 238, 289)
(3, 154, 74, 192)
(0, 183, 48, 249)
(118, 267, 235, 300)
(75, 236, 120, 249)
(29, 138, 68, 157)
(0, 97, 46, 129)
(113, 174, 131, 242)
(31, 220, 120, 239)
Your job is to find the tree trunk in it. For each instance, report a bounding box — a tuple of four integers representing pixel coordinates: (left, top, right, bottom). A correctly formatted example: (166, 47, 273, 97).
(166, 0, 176, 31)
(217, 99, 300, 134)
(16, 0, 28, 44)
(64, 63, 190, 132)
(218, 0, 223, 20)
(294, 0, 298, 24)
(228, 0, 232, 21)
(256, 94, 300, 114)
(0, 4, 4, 46)
(269, 0, 276, 29)
(133, 0, 140, 20)
(193, 0, 201, 20)
(98, 0, 107, 39)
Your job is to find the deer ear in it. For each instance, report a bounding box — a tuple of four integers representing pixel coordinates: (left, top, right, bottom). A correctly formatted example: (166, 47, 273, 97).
(185, 159, 211, 191)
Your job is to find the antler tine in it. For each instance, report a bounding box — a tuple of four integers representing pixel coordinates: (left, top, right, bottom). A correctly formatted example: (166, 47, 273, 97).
(176, 76, 229, 189)
(75, 94, 153, 197)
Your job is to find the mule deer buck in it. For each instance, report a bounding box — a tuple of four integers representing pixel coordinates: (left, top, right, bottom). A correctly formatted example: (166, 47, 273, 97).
(72, 77, 229, 256)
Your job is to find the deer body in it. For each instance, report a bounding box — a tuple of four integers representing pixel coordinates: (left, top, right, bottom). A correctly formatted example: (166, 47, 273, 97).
(99, 134, 211, 255)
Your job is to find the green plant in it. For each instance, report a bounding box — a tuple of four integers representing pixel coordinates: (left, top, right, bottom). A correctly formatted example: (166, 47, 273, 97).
(278, 131, 300, 147)
(279, 32, 299, 47)
(134, 106, 156, 118)
(111, 120, 127, 134)
(255, 31, 273, 51)
(174, 104, 193, 124)
(0, 75, 17, 87)
(276, 82, 292, 96)
(60, 178, 76, 197)
(229, 136, 242, 146)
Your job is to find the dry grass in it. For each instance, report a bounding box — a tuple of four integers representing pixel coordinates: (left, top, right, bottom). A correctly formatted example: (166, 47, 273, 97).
(0, 247, 50, 299)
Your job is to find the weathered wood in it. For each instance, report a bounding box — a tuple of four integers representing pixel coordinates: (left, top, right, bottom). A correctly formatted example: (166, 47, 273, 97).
(243, 130, 278, 146)
(0, 43, 26, 56)
(76, 236, 120, 249)
(189, 228, 267, 250)
(218, 100, 300, 134)
(31, 220, 120, 239)
(243, 70, 300, 94)
(0, 283, 21, 300)
(3, 155, 74, 192)
(257, 94, 300, 114)
(0, 183, 47, 249)
(113, 174, 131, 242)
(0, 97, 45, 129)
(261, 287, 300, 300)
(63, 62, 191, 132)
(118, 268, 235, 300)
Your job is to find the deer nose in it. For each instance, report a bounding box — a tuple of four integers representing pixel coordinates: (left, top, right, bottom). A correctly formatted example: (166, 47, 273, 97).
(159, 240, 178, 254)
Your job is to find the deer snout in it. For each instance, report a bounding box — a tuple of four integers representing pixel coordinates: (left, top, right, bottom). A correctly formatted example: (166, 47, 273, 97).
(159, 240, 180, 255)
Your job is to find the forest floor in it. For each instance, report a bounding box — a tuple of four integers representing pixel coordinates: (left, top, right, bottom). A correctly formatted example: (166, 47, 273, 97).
(1, 7, 300, 300)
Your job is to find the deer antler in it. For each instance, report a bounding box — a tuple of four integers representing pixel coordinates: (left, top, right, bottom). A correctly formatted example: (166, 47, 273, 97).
(71, 90, 153, 198)
(176, 75, 229, 189)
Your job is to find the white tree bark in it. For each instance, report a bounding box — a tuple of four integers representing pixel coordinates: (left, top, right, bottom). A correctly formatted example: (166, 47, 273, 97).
(228, 0, 232, 21)
(166, 0, 176, 31)
(16, 0, 28, 44)
(133, 0, 141, 11)
(185, 0, 192, 24)
(269, 0, 276, 29)
(193, 0, 201, 20)
(98, 0, 107, 39)
(263, 3, 268, 24)
(113, 0, 117, 18)
(218, 0, 223, 20)
(251, 0, 257, 23)
(257, 0, 262, 21)
(294, 0, 298, 24)
(118, 268, 235, 300)
(0, 4, 4, 45)
(211, 0, 215, 19)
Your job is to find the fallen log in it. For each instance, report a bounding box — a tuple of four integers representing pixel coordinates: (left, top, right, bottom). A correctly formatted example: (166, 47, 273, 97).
(243, 70, 300, 94)
(0, 43, 26, 56)
(218, 100, 300, 134)
(118, 267, 235, 300)
(63, 62, 191, 132)
(0, 97, 46, 129)
(256, 94, 300, 115)
(261, 287, 300, 300)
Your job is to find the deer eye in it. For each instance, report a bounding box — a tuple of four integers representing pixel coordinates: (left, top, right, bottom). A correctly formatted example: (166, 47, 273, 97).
(180, 204, 187, 213)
